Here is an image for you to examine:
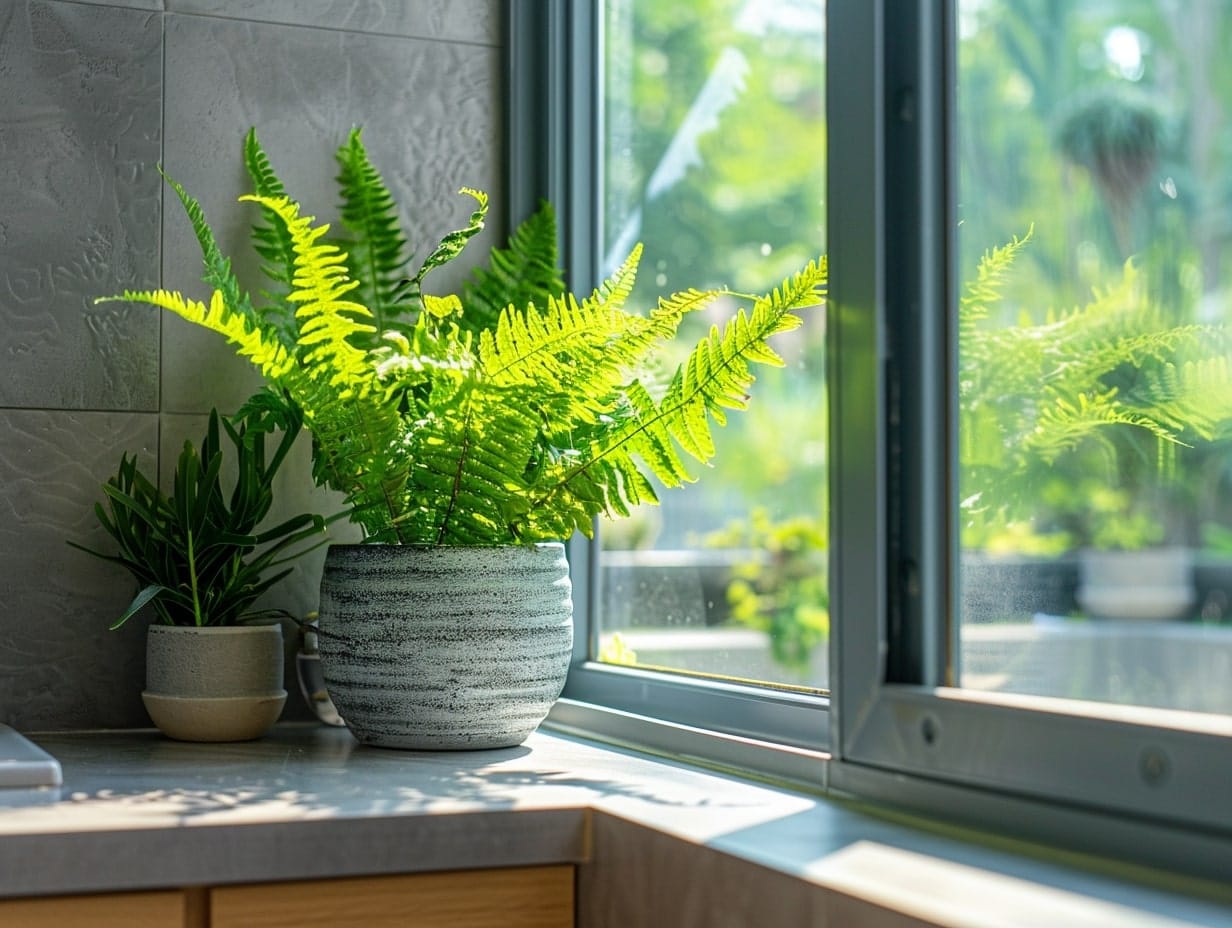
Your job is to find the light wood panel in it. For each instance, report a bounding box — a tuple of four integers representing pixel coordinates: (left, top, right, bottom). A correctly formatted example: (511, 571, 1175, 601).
(0, 890, 184, 928)
(210, 865, 574, 928)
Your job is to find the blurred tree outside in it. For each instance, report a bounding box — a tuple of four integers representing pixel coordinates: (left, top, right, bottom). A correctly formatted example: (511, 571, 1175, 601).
(601, 0, 828, 552)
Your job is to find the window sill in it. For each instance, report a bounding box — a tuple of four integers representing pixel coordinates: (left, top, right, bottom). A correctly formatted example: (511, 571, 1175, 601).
(2, 723, 1228, 926)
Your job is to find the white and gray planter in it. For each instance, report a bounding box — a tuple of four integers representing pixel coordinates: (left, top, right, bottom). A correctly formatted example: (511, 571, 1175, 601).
(1076, 546, 1197, 621)
(317, 543, 574, 750)
(142, 623, 287, 742)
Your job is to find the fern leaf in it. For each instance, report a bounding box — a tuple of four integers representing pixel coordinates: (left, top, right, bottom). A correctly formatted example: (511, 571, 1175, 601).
(397, 381, 541, 545)
(241, 129, 299, 305)
(460, 199, 566, 335)
(334, 128, 414, 340)
(959, 226, 1033, 352)
(1024, 389, 1183, 462)
(225, 193, 414, 537)
(239, 194, 377, 398)
(161, 169, 278, 342)
(476, 289, 639, 430)
(524, 259, 827, 536)
(475, 246, 728, 438)
(99, 289, 297, 382)
(400, 188, 488, 304)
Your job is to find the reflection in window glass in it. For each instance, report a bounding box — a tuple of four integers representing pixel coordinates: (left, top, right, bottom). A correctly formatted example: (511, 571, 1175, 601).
(597, 0, 828, 692)
(957, 0, 1232, 713)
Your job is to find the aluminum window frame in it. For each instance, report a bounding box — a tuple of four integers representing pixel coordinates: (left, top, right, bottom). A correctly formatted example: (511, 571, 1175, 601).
(826, 0, 1232, 882)
(505, 0, 831, 779)
(509, 0, 1232, 880)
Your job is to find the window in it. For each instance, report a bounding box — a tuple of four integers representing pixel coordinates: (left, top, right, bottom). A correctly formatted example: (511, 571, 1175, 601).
(597, 2, 827, 693)
(512, 0, 1232, 878)
(956, 0, 1232, 717)
(827, 0, 1232, 879)
(508, 0, 830, 767)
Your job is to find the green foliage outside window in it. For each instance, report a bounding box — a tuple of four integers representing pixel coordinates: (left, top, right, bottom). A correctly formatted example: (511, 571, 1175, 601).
(700, 508, 828, 671)
(959, 232, 1232, 554)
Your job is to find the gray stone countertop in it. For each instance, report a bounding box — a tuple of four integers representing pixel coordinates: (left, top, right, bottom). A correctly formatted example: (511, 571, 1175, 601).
(1, 722, 811, 899)
(2, 723, 1232, 927)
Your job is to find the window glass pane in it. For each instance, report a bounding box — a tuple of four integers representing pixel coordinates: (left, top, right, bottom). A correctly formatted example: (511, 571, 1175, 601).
(597, 0, 828, 692)
(957, 0, 1232, 714)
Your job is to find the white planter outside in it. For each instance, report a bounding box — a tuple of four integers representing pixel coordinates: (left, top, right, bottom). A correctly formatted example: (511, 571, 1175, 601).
(318, 543, 574, 750)
(142, 624, 287, 742)
(1076, 546, 1196, 621)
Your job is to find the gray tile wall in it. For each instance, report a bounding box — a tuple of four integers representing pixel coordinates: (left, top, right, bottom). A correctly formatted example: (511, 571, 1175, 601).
(0, 0, 503, 730)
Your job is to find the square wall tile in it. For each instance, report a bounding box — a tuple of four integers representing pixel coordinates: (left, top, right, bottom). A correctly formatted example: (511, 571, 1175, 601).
(0, 410, 158, 731)
(0, 1, 162, 411)
(160, 14, 502, 414)
(166, 0, 500, 45)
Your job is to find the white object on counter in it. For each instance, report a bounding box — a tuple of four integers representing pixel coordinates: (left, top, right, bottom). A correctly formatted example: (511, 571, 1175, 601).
(0, 724, 61, 788)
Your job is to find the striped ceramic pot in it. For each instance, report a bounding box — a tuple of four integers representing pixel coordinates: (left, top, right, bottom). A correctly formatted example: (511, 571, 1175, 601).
(317, 543, 573, 750)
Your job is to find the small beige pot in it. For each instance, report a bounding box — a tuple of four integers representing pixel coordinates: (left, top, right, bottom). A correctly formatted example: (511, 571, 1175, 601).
(143, 624, 287, 742)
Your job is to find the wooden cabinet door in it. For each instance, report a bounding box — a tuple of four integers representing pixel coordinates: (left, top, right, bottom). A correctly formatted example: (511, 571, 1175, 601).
(209, 865, 574, 928)
(0, 890, 185, 928)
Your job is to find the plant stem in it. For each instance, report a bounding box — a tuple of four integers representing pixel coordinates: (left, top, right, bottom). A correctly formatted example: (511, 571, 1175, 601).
(186, 526, 204, 627)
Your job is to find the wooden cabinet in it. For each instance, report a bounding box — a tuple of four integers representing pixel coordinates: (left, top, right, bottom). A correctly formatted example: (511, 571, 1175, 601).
(0, 890, 185, 928)
(211, 866, 573, 928)
(0, 866, 574, 928)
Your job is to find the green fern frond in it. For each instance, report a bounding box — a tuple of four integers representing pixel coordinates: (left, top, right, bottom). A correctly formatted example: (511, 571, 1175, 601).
(399, 188, 489, 306)
(334, 128, 414, 340)
(595, 244, 643, 309)
(475, 251, 640, 424)
(1025, 389, 1182, 462)
(1127, 353, 1232, 441)
(527, 259, 827, 537)
(242, 129, 298, 306)
(223, 192, 413, 535)
(302, 388, 411, 542)
(99, 289, 297, 382)
(460, 199, 566, 335)
(479, 292, 620, 391)
(476, 245, 731, 439)
(590, 247, 722, 364)
(959, 226, 1034, 349)
(161, 169, 273, 341)
(415, 391, 540, 545)
(239, 194, 377, 398)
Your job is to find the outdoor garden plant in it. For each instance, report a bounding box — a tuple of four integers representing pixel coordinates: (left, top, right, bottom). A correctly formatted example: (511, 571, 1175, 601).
(99, 129, 828, 548)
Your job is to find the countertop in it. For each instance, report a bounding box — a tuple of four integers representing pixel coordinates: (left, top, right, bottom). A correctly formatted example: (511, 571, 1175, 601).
(0, 722, 817, 898)
(2, 723, 1231, 927)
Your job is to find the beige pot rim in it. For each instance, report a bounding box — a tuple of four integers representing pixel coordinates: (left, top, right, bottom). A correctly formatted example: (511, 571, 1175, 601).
(147, 623, 284, 634)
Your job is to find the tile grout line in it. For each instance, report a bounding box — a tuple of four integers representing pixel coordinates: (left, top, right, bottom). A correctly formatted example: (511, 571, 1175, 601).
(157, 4, 166, 492)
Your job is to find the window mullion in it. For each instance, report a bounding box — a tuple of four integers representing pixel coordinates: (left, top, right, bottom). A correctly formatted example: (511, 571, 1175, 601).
(827, 0, 889, 760)
(884, 0, 955, 688)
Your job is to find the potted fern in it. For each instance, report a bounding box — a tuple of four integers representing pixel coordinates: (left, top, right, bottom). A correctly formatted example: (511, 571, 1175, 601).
(99, 129, 826, 749)
(959, 231, 1232, 620)
(73, 403, 327, 741)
